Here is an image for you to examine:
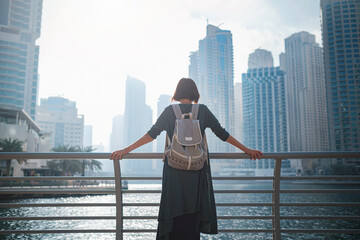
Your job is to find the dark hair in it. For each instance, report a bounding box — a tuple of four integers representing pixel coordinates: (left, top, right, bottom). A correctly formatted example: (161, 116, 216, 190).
(172, 78, 200, 103)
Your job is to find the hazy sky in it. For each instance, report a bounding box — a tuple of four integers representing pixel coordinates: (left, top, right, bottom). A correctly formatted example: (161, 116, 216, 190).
(37, 0, 321, 150)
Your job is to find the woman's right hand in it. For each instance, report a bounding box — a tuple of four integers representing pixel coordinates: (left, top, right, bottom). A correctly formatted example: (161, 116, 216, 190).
(110, 148, 130, 160)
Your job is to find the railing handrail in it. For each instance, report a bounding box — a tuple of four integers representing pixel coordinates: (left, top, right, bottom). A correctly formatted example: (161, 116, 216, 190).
(0, 152, 359, 240)
(0, 151, 360, 159)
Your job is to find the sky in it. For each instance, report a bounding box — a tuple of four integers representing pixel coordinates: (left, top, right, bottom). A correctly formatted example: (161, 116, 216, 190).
(37, 0, 322, 150)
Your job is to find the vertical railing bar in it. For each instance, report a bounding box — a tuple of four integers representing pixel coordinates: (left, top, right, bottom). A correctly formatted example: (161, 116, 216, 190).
(272, 158, 282, 240)
(113, 159, 123, 240)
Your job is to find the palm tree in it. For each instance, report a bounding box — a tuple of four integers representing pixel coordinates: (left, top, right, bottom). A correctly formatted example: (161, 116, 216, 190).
(86, 159, 103, 175)
(76, 146, 102, 176)
(0, 138, 24, 176)
(49, 145, 82, 176)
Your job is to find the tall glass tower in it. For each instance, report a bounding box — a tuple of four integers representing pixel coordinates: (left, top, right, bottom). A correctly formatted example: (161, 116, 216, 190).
(189, 24, 234, 155)
(0, 0, 43, 119)
(123, 76, 153, 175)
(321, 0, 360, 152)
(242, 65, 290, 175)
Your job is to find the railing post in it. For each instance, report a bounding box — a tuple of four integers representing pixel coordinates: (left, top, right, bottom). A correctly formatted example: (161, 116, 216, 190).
(272, 158, 282, 240)
(113, 159, 123, 240)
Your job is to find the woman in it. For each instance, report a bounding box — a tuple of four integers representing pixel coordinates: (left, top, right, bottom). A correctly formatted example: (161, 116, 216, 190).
(111, 78, 263, 240)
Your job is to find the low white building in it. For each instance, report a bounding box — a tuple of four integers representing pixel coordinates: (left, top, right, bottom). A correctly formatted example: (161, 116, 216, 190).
(0, 108, 51, 176)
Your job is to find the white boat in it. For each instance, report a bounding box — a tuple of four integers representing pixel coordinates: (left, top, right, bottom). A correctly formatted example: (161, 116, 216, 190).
(122, 180, 128, 189)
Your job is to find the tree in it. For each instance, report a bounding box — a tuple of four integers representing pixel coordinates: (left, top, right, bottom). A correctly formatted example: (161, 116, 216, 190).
(330, 164, 357, 175)
(76, 146, 102, 176)
(48, 145, 102, 176)
(49, 145, 82, 176)
(0, 138, 24, 176)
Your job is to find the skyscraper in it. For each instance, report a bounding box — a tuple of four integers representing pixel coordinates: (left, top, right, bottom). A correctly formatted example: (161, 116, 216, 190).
(152, 94, 171, 173)
(189, 25, 235, 168)
(242, 49, 291, 175)
(321, 0, 360, 153)
(156, 94, 171, 153)
(234, 82, 243, 145)
(243, 67, 288, 153)
(0, 0, 43, 119)
(83, 125, 93, 147)
(36, 97, 84, 149)
(110, 115, 124, 152)
(248, 48, 274, 69)
(282, 32, 330, 153)
(123, 76, 153, 174)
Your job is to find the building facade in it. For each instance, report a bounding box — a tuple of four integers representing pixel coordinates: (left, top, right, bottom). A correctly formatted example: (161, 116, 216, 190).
(0, 0, 43, 119)
(189, 24, 235, 172)
(242, 64, 292, 175)
(110, 115, 124, 152)
(36, 97, 84, 149)
(83, 125, 93, 147)
(0, 108, 50, 176)
(234, 82, 243, 145)
(123, 76, 153, 175)
(321, 0, 360, 154)
(156, 94, 171, 153)
(282, 32, 330, 153)
(248, 48, 274, 69)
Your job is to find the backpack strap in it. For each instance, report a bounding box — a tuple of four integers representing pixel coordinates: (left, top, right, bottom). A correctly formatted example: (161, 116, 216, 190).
(191, 104, 199, 120)
(163, 133, 170, 162)
(171, 104, 183, 119)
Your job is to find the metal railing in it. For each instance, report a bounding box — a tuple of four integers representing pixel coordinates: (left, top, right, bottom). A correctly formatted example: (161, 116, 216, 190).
(0, 152, 359, 240)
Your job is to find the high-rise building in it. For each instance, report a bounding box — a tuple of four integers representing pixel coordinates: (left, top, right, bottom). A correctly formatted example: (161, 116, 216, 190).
(189, 24, 235, 172)
(0, 0, 43, 119)
(36, 97, 84, 149)
(189, 51, 199, 82)
(321, 0, 360, 154)
(83, 125, 93, 147)
(152, 94, 171, 173)
(234, 82, 243, 145)
(248, 48, 274, 69)
(242, 58, 291, 175)
(156, 94, 171, 152)
(110, 115, 124, 152)
(282, 32, 330, 153)
(123, 76, 153, 175)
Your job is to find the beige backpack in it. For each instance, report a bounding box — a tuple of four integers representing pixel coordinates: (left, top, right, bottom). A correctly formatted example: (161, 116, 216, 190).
(164, 104, 208, 170)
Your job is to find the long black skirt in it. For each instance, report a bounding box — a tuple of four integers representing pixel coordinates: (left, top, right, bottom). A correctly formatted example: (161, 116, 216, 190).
(157, 213, 200, 240)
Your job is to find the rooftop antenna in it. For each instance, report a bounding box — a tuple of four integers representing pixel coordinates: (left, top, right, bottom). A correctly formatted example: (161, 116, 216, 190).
(206, 18, 209, 25)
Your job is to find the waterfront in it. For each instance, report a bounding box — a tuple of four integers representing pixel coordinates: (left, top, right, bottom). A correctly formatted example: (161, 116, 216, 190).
(1, 182, 360, 240)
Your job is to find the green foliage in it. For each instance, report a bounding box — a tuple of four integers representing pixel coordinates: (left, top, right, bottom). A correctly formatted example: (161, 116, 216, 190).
(48, 144, 81, 176)
(0, 138, 23, 152)
(0, 138, 24, 176)
(330, 164, 357, 175)
(48, 145, 102, 176)
(76, 145, 102, 176)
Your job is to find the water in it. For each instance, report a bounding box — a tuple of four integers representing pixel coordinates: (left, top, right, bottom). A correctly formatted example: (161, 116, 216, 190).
(1, 183, 360, 240)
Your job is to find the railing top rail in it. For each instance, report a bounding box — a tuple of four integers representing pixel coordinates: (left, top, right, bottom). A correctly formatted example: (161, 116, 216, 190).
(0, 176, 115, 180)
(0, 152, 360, 160)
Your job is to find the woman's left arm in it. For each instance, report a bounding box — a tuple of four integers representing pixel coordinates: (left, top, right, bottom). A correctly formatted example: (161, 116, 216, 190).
(110, 133, 154, 160)
(226, 135, 263, 160)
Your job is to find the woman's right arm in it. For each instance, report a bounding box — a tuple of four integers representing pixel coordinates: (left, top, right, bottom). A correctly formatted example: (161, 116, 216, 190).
(110, 106, 170, 160)
(226, 135, 263, 160)
(110, 133, 154, 160)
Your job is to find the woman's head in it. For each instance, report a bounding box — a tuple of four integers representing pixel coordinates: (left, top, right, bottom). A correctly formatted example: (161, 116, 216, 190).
(172, 78, 200, 103)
